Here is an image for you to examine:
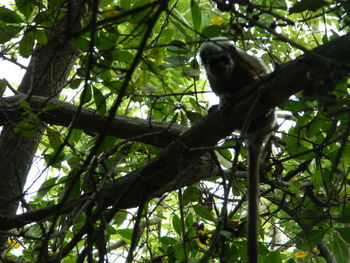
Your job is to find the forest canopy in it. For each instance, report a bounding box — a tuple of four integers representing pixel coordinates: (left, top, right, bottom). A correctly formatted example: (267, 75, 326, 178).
(0, 0, 349, 262)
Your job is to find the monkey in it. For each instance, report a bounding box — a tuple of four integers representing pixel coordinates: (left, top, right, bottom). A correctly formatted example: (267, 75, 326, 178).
(199, 37, 275, 263)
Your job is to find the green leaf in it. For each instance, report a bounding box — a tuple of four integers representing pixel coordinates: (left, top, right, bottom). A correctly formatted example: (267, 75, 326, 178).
(111, 50, 134, 62)
(201, 25, 221, 39)
(193, 205, 215, 222)
(220, 230, 233, 238)
(174, 243, 184, 260)
(116, 229, 133, 243)
(284, 134, 315, 161)
(15, 0, 35, 19)
(332, 233, 349, 263)
(182, 186, 200, 206)
(42, 104, 61, 112)
(185, 213, 194, 228)
(159, 28, 174, 44)
(114, 211, 128, 226)
(99, 0, 114, 8)
(285, 145, 315, 161)
(99, 136, 118, 153)
(172, 214, 181, 235)
(0, 26, 21, 44)
(159, 236, 177, 245)
(19, 100, 31, 110)
(105, 224, 117, 235)
(281, 100, 310, 112)
(0, 78, 7, 96)
(263, 251, 282, 263)
(343, 2, 350, 17)
(68, 129, 83, 145)
(0, 7, 23, 23)
(120, 0, 131, 10)
(130, 0, 151, 24)
(70, 79, 82, 90)
(270, 0, 287, 9)
(184, 110, 202, 124)
(93, 87, 107, 115)
(80, 86, 92, 104)
(46, 127, 63, 151)
(163, 56, 191, 68)
(65, 170, 81, 199)
(290, 0, 324, 13)
(44, 152, 65, 168)
(96, 31, 117, 50)
(15, 116, 40, 136)
(191, 0, 201, 30)
(66, 155, 81, 170)
(19, 30, 35, 57)
(33, 10, 55, 26)
(183, 67, 200, 77)
(167, 41, 189, 55)
(35, 30, 48, 45)
(336, 228, 350, 244)
(297, 229, 328, 250)
(169, 18, 188, 37)
(75, 37, 90, 52)
(49, 0, 66, 8)
(37, 177, 58, 197)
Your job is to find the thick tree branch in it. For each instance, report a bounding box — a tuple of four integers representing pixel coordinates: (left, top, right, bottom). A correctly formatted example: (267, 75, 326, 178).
(0, 95, 186, 148)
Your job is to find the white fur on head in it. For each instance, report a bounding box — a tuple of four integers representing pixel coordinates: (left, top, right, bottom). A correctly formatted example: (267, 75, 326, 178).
(198, 37, 235, 64)
(198, 37, 237, 79)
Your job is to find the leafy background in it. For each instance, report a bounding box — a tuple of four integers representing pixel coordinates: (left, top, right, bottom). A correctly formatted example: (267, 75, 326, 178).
(0, 0, 349, 262)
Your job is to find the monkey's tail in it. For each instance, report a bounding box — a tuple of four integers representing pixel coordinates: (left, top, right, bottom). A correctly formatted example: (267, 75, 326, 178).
(247, 143, 262, 263)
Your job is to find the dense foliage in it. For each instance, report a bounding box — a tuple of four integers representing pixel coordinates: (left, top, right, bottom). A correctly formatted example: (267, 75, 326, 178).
(0, 0, 349, 262)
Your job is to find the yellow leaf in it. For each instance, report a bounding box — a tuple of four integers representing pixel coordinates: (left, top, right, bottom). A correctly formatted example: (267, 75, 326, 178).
(312, 247, 320, 253)
(294, 251, 309, 258)
(7, 239, 20, 249)
(212, 14, 224, 26)
(227, 219, 240, 229)
(102, 7, 123, 18)
(196, 238, 207, 248)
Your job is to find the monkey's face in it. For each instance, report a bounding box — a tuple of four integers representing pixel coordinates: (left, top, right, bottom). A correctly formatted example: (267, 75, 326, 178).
(199, 38, 236, 78)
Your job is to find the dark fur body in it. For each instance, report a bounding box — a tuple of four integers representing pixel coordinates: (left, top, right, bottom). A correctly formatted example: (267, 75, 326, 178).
(199, 38, 273, 138)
